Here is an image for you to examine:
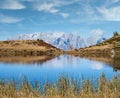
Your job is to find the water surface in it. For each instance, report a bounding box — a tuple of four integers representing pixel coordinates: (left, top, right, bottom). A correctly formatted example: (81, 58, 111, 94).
(0, 55, 120, 83)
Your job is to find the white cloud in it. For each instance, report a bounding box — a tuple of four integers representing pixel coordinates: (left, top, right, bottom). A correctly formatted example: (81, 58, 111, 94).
(91, 62, 103, 70)
(20, 0, 35, 1)
(98, 6, 120, 21)
(106, 0, 120, 5)
(34, 3, 59, 13)
(111, 0, 119, 3)
(31, 0, 120, 21)
(0, 14, 23, 23)
(33, 0, 75, 17)
(90, 29, 104, 36)
(0, 0, 26, 10)
(74, 0, 120, 21)
(59, 13, 69, 18)
(1, 0, 119, 22)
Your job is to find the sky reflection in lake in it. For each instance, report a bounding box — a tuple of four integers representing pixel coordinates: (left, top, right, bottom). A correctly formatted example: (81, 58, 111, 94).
(0, 55, 120, 83)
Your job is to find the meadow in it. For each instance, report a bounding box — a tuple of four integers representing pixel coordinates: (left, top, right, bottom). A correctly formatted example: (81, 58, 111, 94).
(0, 73, 120, 98)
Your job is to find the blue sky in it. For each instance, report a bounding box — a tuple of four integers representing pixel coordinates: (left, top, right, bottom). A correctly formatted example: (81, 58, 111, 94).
(0, 0, 120, 40)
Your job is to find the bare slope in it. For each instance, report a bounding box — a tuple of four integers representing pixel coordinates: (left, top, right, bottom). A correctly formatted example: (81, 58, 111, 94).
(79, 35, 120, 58)
(0, 40, 62, 57)
(66, 35, 120, 58)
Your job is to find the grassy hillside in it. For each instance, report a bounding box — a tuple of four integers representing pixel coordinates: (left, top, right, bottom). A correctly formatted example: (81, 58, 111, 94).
(84, 35, 120, 50)
(66, 35, 120, 58)
(0, 40, 62, 57)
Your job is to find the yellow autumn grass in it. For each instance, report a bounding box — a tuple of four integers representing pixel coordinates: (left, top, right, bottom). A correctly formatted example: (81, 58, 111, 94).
(0, 73, 120, 98)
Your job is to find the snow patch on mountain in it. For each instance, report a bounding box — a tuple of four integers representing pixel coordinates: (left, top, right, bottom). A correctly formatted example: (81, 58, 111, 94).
(10, 32, 106, 50)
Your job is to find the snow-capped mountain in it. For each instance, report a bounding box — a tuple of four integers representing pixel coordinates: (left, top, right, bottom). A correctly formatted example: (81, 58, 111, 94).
(97, 37, 106, 44)
(10, 32, 106, 50)
(86, 35, 106, 46)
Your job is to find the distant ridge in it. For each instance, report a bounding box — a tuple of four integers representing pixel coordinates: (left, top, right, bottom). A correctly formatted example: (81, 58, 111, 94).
(10, 32, 106, 50)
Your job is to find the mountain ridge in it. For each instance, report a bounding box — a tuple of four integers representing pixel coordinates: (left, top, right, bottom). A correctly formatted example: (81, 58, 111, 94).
(66, 35, 120, 59)
(10, 32, 106, 50)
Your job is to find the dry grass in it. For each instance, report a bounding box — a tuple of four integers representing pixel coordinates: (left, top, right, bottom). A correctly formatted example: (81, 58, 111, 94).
(0, 40, 62, 57)
(0, 40, 57, 51)
(66, 35, 120, 59)
(0, 73, 120, 98)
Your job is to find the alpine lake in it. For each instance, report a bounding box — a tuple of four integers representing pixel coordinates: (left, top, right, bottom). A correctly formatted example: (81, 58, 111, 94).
(0, 54, 120, 84)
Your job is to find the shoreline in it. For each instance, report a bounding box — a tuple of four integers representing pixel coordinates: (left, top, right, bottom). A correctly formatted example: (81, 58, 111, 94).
(0, 73, 120, 98)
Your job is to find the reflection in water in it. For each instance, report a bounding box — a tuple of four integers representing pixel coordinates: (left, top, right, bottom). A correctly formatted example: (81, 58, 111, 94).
(112, 59, 120, 71)
(0, 55, 120, 83)
(0, 55, 120, 71)
(82, 56, 120, 71)
(91, 62, 103, 70)
(0, 55, 56, 64)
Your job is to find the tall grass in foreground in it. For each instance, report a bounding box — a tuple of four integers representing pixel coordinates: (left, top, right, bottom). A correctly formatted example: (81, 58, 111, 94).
(0, 73, 120, 98)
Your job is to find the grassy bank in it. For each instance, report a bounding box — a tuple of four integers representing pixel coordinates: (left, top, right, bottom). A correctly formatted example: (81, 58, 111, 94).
(0, 74, 120, 98)
(0, 40, 62, 57)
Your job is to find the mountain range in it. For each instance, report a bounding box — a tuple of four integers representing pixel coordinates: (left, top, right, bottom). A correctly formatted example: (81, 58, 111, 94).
(10, 32, 106, 50)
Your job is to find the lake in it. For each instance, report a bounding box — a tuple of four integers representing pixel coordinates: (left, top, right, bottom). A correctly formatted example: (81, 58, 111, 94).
(0, 55, 120, 83)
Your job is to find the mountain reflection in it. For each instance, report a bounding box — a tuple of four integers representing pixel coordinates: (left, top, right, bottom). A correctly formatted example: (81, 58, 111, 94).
(81, 56, 120, 71)
(0, 55, 120, 71)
